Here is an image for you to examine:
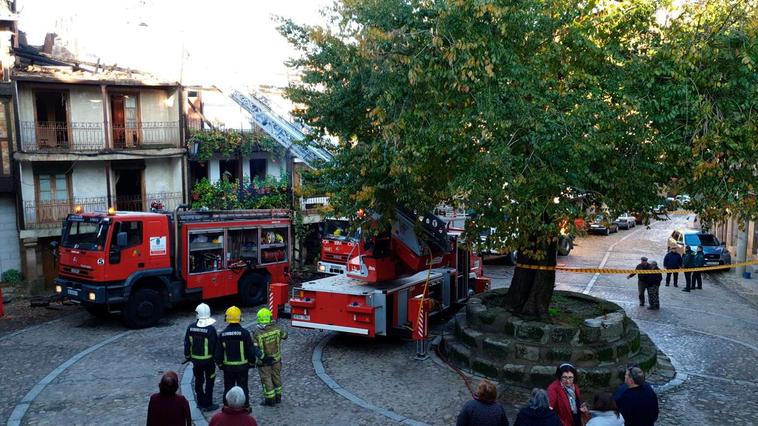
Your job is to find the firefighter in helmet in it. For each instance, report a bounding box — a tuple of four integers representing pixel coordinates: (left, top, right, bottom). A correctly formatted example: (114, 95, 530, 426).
(215, 306, 258, 408)
(184, 303, 219, 411)
(253, 307, 288, 406)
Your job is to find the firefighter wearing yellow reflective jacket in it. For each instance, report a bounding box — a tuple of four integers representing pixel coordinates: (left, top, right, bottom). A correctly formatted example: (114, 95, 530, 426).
(215, 306, 259, 409)
(253, 307, 288, 406)
(184, 303, 219, 412)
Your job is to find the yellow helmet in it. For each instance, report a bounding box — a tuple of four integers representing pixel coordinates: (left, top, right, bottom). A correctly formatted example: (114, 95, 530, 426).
(225, 306, 242, 324)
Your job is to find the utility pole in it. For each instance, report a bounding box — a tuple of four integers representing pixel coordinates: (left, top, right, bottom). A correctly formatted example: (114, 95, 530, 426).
(736, 220, 748, 277)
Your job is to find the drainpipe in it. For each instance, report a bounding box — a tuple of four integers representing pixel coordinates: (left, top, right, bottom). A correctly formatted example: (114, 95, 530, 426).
(735, 220, 748, 277)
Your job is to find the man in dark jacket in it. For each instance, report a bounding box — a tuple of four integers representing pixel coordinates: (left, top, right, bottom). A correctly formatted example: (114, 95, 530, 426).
(627, 257, 650, 306)
(216, 306, 259, 408)
(693, 246, 705, 289)
(184, 303, 218, 411)
(644, 261, 663, 310)
(614, 367, 659, 426)
(663, 247, 682, 287)
(682, 247, 696, 292)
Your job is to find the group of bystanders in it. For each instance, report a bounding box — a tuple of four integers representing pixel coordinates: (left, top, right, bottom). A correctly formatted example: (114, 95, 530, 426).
(457, 363, 659, 426)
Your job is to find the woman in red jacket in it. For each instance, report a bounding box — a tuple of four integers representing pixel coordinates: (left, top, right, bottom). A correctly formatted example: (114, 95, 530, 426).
(546, 364, 588, 426)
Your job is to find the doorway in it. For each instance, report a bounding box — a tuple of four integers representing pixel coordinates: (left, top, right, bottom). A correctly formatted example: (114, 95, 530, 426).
(111, 94, 140, 148)
(115, 168, 144, 211)
(34, 91, 69, 148)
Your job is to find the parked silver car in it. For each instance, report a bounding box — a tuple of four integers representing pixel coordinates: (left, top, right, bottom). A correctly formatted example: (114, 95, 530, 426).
(614, 213, 636, 230)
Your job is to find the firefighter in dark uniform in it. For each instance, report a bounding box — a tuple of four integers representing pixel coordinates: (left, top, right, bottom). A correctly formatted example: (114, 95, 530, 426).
(184, 303, 218, 411)
(215, 306, 258, 408)
(253, 307, 288, 406)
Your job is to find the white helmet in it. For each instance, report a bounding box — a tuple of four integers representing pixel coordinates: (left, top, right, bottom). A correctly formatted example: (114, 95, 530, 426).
(195, 303, 216, 327)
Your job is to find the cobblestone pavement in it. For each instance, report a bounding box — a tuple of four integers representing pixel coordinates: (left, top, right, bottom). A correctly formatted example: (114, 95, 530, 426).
(1, 213, 756, 425)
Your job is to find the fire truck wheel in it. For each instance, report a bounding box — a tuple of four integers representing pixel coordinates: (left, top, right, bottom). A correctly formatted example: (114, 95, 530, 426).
(122, 288, 164, 328)
(238, 274, 267, 307)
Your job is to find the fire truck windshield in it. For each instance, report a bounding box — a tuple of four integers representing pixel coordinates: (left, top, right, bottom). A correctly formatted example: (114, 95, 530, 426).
(323, 220, 359, 241)
(61, 217, 109, 251)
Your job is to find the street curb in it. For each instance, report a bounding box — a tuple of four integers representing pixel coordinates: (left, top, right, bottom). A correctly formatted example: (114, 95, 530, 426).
(312, 332, 429, 426)
(708, 271, 758, 310)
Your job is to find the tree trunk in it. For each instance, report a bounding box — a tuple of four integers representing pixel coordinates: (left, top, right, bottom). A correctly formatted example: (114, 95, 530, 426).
(505, 241, 557, 318)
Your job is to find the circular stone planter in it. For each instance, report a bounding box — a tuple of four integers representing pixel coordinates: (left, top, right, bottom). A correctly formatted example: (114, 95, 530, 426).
(441, 289, 660, 393)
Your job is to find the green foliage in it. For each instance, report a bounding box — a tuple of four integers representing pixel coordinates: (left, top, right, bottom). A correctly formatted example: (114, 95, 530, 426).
(1, 269, 22, 285)
(191, 174, 290, 210)
(188, 129, 283, 161)
(636, 0, 758, 224)
(280, 0, 758, 257)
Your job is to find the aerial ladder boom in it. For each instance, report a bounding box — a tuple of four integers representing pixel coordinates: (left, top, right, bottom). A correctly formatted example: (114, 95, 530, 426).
(225, 88, 333, 168)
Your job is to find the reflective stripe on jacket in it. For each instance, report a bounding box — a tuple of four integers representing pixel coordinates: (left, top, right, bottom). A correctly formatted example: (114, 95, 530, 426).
(215, 324, 256, 369)
(254, 323, 288, 363)
(184, 323, 217, 362)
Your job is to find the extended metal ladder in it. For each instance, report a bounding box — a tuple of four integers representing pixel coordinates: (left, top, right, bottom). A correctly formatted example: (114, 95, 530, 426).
(225, 88, 333, 168)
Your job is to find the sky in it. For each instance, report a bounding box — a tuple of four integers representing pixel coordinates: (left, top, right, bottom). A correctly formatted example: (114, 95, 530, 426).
(17, 0, 333, 88)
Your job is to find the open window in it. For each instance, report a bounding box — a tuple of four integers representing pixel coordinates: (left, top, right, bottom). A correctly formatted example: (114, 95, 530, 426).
(110, 221, 143, 249)
(260, 227, 287, 264)
(189, 229, 225, 274)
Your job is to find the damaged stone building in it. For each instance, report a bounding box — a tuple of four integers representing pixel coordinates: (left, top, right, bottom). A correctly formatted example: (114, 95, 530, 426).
(12, 33, 186, 288)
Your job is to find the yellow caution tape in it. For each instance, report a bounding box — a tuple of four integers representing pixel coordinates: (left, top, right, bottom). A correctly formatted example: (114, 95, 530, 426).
(514, 259, 758, 274)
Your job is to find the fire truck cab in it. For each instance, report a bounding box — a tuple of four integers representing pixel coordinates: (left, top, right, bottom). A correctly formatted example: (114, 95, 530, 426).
(55, 207, 291, 328)
(317, 219, 360, 275)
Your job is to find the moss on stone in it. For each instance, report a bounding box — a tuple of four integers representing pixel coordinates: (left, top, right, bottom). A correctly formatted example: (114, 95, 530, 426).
(503, 321, 515, 336)
(546, 348, 573, 362)
(597, 347, 615, 362)
(460, 328, 482, 349)
(502, 364, 527, 382)
(629, 334, 641, 353)
(550, 326, 577, 343)
(478, 309, 498, 325)
(516, 323, 545, 341)
(483, 338, 512, 358)
(615, 342, 629, 357)
(472, 358, 499, 378)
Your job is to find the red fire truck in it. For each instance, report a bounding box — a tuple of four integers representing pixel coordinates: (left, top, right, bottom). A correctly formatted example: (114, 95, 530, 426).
(317, 219, 360, 275)
(271, 210, 490, 338)
(54, 206, 291, 328)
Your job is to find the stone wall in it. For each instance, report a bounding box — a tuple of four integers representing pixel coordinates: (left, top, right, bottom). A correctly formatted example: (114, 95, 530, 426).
(442, 289, 658, 392)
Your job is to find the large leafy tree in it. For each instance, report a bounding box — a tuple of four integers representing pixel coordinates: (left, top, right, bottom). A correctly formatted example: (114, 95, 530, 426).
(280, 0, 757, 317)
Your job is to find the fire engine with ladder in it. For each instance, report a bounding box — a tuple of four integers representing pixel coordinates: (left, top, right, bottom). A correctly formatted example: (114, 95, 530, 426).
(55, 205, 292, 328)
(269, 209, 490, 342)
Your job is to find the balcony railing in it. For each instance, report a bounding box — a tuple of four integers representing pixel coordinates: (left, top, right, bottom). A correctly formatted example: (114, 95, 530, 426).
(23, 192, 184, 229)
(20, 121, 105, 151)
(300, 196, 329, 216)
(112, 122, 181, 149)
(113, 192, 183, 212)
(19, 121, 181, 152)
